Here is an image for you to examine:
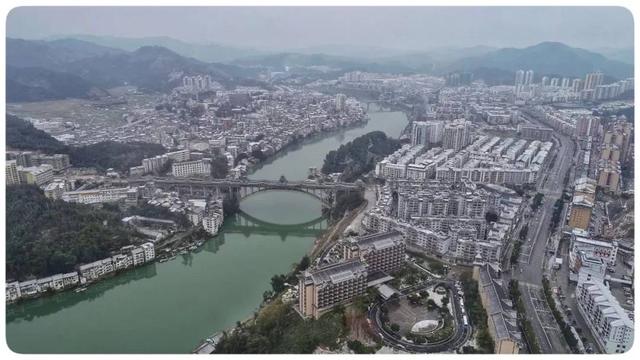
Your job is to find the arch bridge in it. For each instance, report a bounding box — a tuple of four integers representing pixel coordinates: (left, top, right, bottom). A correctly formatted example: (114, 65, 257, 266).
(126, 177, 363, 207)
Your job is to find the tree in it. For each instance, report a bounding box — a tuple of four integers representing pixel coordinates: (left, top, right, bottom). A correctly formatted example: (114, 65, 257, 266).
(519, 225, 529, 241)
(347, 340, 375, 354)
(296, 255, 310, 272)
(210, 156, 229, 179)
(441, 296, 450, 308)
(426, 299, 438, 310)
(321, 131, 400, 181)
(270, 274, 287, 293)
(6, 185, 137, 280)
(531, 193, 544, 211)
(485, 211, 498, 223)
(251, 149, 267, 161)
(390, 323, 400, 332)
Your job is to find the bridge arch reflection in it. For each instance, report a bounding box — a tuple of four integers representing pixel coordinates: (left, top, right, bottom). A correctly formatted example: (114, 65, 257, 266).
(223, 211, 328, 240)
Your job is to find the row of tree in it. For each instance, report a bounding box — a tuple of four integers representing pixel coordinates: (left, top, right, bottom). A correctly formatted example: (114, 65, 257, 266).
(460, 271, 495, 353)
(508, 279, 541, 353)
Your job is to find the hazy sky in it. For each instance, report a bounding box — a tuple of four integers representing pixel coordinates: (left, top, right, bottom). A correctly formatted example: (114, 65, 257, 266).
(6, 6, 634, 51)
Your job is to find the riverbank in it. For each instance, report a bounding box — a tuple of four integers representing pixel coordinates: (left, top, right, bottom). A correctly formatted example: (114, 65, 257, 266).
(7, 225, 212, 305)
(244, 112, 368, 177)
(6, 100, 409, 354)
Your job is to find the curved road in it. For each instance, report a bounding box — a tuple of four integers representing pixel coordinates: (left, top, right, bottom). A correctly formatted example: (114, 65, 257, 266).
(367, 281, 471, 353)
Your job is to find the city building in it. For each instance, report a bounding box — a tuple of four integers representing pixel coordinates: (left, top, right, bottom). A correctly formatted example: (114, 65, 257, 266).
(141, 242, 155, 262)
(61, 187, 130, 204)
(411, 121, 444, 146)
(584, 72, 604, 91)
(514, 70, 525, 86)
(6, 160, 20, 185)
(576, 280, 633, 353)
(79, 258, 115, 282)
(335, 93, 347, 111)
(517, 124, 553, 141)
(342, 231, 406, 274)
(17, 164, 54, 186)
(172, 159, 212, 177)
(298, 259, 367, 319)
(570, 234, 618, 268)
(473, 261, 521, 354)
(568, 195, 594, 231)
(524, 70, 534, 86)
(43, 179, 70, 200)
(442, 119, 471, 151)
(597, 160, 621, 194)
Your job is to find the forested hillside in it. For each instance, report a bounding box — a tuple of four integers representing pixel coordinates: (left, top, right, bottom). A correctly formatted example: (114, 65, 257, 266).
(6, 185, 137, 281)
(322, 131, 401, 181)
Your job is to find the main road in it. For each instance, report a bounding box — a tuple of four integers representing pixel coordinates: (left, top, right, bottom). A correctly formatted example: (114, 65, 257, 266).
(511, 109, 578, 354)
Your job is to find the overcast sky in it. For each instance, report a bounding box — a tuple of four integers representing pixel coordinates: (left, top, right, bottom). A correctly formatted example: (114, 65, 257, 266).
(6, 6, 634, 51)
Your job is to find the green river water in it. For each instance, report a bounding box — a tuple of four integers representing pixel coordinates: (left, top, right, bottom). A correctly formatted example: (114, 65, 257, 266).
(5, 103, 408, 353)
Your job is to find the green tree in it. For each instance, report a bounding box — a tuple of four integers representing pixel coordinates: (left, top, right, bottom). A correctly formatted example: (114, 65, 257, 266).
(485, 211, 499, 223)
(270, 274, 287, 293)
(210, 156, 229, 179)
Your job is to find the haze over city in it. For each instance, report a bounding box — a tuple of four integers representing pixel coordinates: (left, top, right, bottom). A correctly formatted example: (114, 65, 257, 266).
(6, 6, 634, 52)
(4, 5, 636, 357)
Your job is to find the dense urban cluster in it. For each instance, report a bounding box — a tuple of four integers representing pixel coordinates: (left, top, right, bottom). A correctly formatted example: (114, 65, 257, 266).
(6, 59, 635, 356)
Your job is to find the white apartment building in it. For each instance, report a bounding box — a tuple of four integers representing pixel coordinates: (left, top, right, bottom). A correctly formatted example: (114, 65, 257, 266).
(131, 247, 146, 266)
(112, 254, 133, 271)
(411, 121, 444, 146)
(18, 164, 54, 186)
(141, 242, 155, 262)
(79, 259, 115, 282)
(166, 149, 191, 163)
(6, 282, 21, 302)
(577, 280, 634, 353)
(6, 160, 20, 185)
(61, 187, 130, 204)
(203, 213, 223, 235)
(172, 159, 212, 177)
(37, 272, 79, 292)
(442, 119, 471, 151)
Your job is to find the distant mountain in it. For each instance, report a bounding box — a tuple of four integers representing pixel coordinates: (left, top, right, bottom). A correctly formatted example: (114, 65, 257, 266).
(6, 38, 264, 101)
(61, 45, 261, 91)
(287, 44, 414, 59)
(48, 34, 269, 63)
(7, 37, 124, 69)
(7, 66, 107, 102)
(594, 47, 634, 65)
(233, 52, 417, 74)
(446, 42, 633, 81)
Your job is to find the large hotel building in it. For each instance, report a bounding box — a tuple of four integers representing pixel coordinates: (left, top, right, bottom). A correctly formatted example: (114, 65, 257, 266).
(298, 259, 367, 319)
(342, 231, 406, 274)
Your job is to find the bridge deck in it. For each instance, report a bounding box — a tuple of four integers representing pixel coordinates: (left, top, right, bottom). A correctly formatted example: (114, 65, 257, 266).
(126, 177, 361, 190)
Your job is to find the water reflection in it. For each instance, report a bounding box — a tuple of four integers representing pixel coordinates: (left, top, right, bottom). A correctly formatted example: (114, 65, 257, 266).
(6, 211, 328, 323)
(7, 264, 158, 322)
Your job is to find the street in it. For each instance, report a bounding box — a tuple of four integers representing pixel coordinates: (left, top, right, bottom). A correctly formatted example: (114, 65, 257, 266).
(510, 110, 577, 353)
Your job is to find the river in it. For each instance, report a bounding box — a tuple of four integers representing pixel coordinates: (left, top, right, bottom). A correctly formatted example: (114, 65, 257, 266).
(5, 103, 408, 354)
